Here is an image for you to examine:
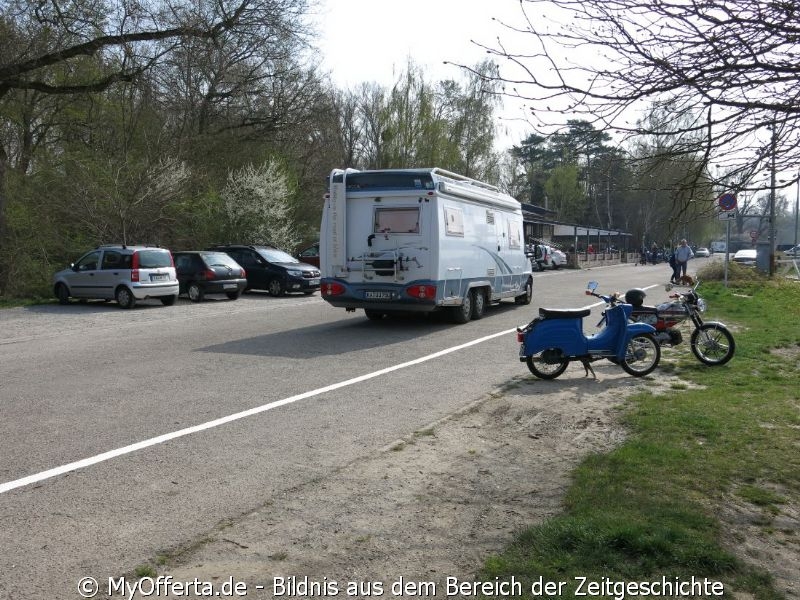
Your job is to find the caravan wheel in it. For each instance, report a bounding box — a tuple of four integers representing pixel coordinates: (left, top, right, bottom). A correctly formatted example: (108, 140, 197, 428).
(471, 289, 486, 320)
(515, 278, 533, 305)
(450, 292, 473, 324)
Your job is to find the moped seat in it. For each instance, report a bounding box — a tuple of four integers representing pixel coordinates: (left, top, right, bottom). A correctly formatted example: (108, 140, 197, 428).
(539, 307, 591, 319)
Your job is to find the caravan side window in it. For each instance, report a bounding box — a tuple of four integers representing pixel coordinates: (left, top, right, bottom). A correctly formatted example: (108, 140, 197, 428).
(508, 220, 522, 249)
(444, 207, 464, 237)
(374, 207, 420, 234)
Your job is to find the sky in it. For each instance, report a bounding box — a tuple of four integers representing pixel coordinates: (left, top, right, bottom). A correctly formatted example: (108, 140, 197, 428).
(311, 0, 534, 149)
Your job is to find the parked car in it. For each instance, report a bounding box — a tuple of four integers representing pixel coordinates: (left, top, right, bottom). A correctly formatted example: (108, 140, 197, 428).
(732, 248, 757, 266)
(209, 244, 320, 296)
(783, 245, 800, 258)
(296, 242, 320, 268)
(173, 251, 247, 302)
(695, 247, 711, 257)
(52, 244, 178, 308)
(526, 243, 567, 270)
(550, 247, 568, 269)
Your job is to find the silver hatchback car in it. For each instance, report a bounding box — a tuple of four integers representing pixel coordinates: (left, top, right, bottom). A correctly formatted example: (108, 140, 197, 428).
(53, 245, 179, 308)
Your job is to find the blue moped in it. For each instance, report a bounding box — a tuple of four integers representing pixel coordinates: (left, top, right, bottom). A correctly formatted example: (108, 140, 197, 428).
(516, 281, 661, 379)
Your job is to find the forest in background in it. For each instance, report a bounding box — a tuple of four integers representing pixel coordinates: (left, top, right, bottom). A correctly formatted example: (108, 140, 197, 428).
(1, 0, 796, 298)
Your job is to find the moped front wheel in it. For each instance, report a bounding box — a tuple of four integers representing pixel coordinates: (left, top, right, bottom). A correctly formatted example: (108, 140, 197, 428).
(690, 324, 735, 366)
(621, 334, 660, 377)
(526, 352, 569, 379)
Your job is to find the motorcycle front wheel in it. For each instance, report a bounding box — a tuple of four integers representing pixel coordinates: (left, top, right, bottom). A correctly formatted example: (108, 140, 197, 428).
(690, 324, 735, 366)
(526, 353, 569, 379)
(621, 334, 661, 377)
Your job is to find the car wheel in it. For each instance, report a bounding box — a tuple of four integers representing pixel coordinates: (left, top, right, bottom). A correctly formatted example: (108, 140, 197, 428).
(188, 282, 204, 302)
(160, 295, 177, 306)
(226, 290, 241, 300)
(268, 279, 284, 297)
(55, 284, 70, 305)
(115, 286, 136, 309)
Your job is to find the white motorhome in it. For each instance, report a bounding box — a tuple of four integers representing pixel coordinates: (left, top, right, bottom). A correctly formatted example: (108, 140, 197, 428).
(319, 168, 533, 323)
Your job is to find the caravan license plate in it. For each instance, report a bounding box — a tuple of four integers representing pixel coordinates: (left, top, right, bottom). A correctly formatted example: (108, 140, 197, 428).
(365, 290, 392, 300)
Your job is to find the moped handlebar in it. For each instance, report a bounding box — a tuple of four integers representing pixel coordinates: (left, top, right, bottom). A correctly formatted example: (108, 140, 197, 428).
(586, 290, 621, 305)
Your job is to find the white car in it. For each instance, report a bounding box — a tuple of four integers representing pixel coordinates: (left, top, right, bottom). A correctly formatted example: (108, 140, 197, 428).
(53, 245, 179, 308)
(784, 245, 800, 258)
(528, 244, 567, 270)
(732, 249, 757, 266)
(695, 247, 710, 257)
(550, 248, 568, 268)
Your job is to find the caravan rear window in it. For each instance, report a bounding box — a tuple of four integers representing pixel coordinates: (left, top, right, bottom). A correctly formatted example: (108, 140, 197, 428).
(374, 207, 420, 234)
(340, 172, 435, 190)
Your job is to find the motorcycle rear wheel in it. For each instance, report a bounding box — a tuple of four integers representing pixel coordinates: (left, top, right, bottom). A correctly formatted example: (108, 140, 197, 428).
(621, 334, 661, 377)
(690, 324, 735, 366)
(526, 353, 569, 379)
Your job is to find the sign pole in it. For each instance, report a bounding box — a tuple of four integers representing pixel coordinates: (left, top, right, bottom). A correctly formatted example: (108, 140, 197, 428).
(717, 192, 737, 288)
(724, 219, 731, 287)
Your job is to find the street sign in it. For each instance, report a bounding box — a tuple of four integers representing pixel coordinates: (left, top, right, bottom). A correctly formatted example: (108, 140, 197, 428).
(718, 193, 737, 211)
(718, 210, 737, 220)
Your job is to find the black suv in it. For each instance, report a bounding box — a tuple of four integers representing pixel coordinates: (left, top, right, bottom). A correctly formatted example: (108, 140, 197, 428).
(173, 250, 247, 302)
(208, 245, 320, 296)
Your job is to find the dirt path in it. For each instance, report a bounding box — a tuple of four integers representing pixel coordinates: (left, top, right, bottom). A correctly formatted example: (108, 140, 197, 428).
(133, 359, 800, 600)
(159, 366, 659, 598)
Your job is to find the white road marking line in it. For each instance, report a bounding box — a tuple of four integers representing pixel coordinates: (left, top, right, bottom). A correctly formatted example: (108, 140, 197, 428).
(0, 328, 515, 495)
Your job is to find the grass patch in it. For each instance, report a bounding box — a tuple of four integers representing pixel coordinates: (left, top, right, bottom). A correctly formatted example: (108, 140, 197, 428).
(134, 564, 157, 578)
(483, 280, 800, 599)
(0, 295, 52, 309)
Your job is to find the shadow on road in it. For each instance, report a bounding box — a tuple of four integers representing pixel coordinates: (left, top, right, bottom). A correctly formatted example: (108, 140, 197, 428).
(198, 303, 522, 358)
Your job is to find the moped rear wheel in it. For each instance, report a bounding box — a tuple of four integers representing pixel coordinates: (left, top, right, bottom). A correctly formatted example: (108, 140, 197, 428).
(621, 334, 660, 377)
(690, 324, 735, 366)
(526, 352, 569, 379)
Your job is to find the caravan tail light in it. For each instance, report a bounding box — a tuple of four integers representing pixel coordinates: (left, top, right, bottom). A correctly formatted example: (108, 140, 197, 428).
(405, 284, 436, 299)
(322, 282, 345, 296)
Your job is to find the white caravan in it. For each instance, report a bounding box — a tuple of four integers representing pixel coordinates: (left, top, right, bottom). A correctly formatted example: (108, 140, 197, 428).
(319, 168, 533, 323)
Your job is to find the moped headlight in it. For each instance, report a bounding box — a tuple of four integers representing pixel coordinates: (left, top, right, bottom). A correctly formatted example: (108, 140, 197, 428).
(697, 298, 707, 313)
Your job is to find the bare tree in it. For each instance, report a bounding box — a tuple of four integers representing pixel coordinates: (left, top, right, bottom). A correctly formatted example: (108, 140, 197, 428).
(0, 0, 310, 289)
(474, 0, 800, 197)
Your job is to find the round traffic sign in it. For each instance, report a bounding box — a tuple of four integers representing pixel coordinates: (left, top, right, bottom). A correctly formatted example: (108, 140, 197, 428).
(718, 193, 737, 211)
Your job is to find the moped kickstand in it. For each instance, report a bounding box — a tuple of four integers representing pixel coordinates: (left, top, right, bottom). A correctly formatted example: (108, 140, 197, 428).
(580, 358, 596, 378)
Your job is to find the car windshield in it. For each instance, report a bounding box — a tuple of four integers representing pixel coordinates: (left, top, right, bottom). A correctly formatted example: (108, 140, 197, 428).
(257, 248, 298, 263)
(137, 249, 172, 268)
(201, 252, 241, 268)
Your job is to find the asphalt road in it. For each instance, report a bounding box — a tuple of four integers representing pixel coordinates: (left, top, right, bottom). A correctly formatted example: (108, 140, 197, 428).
(0, 259, 703, 599)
